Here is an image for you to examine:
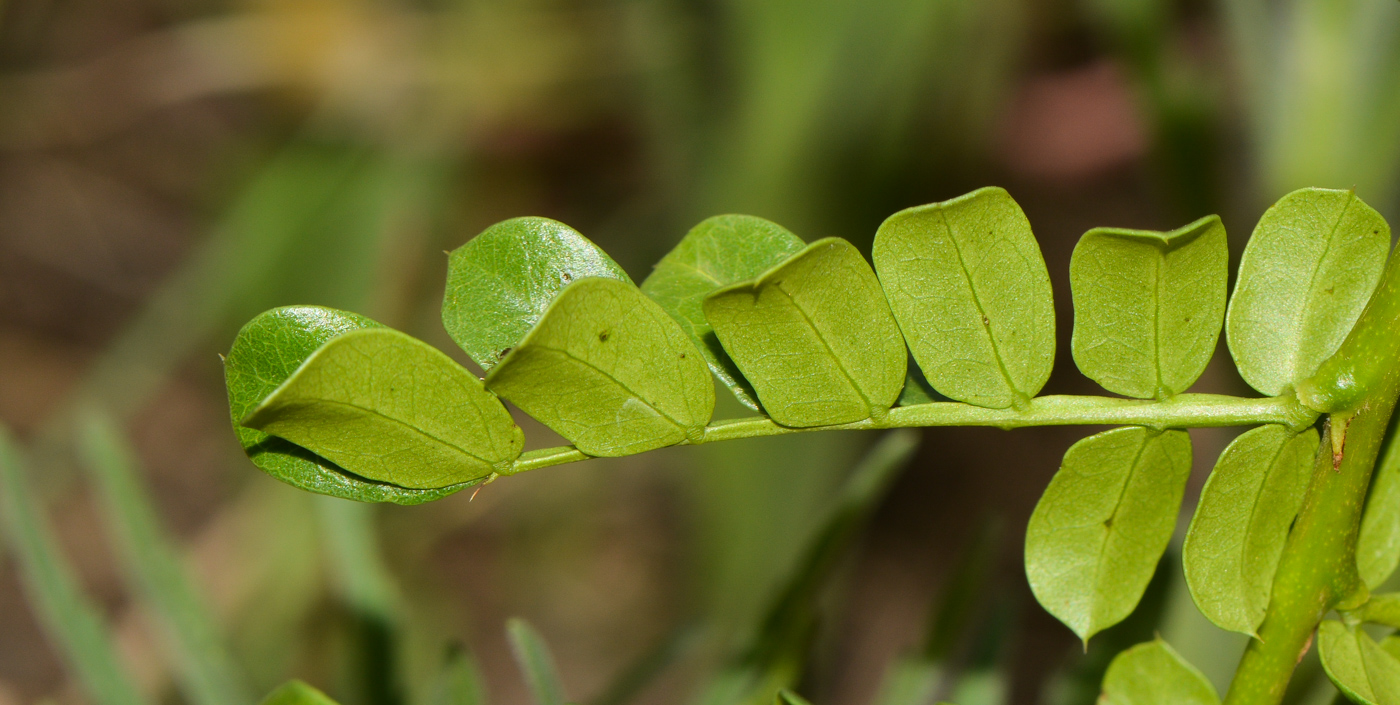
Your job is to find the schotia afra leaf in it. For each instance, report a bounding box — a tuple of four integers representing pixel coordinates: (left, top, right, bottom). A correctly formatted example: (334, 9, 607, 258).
(703, 237, 907, 428)
(1318, 620, 1400, 705)
(872, 186, 1055, 410)
(1182, 425, 1317, 636)
(1226, 188, 1390, 396)
(242, 327, 524, 489)
(485, 277, 715, 457)
(224, 306, 470, 504)
(1358, 413, 1400, 589)
(1025, 427, 1192, 643)
(259, 681, 342, 705)
(1070, 215, 1227, 400)
(443, 216, 632, 371)
(641, 214, 807, 411)
(1099, 639, 1220, 705)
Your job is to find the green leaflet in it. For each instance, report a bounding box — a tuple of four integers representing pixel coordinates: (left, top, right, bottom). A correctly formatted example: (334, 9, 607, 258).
(1182, 425, 1317, 636)
(704, 238, 907, 427)
(224, 306, 464, 504)
(640, 214, 807, 411)
(872, 186, 1055, 409)
(443, 217, 632, 371)
(507, 618, 568, 705)
(1025, 427, 1192, 643)
(1226, 188, 1390, 396)
(259, 681, 341, 705)
(486, 277, 714, 456)
(1359, 413, 1400, 588)
(1069, 216, 1228, 400)
(242, 327, 523, 489)
(1099, 639, 1220, 705)
(1318, 621, 1400, 705)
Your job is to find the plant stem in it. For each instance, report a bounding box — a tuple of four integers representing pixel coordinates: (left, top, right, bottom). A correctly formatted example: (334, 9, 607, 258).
(505, 393, 1316, 475)
(1225, 242, 1400, 705)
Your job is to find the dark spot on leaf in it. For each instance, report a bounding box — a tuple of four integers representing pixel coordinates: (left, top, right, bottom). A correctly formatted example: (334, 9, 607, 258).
(562, 272, 572, 282)
(1103, 517, 1114, 528)
(1184, 317, 1191, 323)
(500, 347, 512, 358)
(599, 331, 610, 342)
(679, 353, 686, 358)
(981, 314, 990, 326)
(1325, 286, 1335, 295)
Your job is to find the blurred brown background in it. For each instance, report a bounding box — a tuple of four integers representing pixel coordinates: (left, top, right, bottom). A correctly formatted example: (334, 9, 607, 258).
(0, 0, 1397, 704)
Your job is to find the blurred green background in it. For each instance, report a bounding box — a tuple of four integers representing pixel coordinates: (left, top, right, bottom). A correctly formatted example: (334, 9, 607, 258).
(0, 0, 1398, 704)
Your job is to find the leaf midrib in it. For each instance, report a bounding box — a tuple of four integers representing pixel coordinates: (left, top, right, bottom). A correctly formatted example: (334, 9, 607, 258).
(937, 209, 1024, 406)
(523, 343, 691, 432)
(255, 397, 497, 473)
(1089, 432, 1155, 633)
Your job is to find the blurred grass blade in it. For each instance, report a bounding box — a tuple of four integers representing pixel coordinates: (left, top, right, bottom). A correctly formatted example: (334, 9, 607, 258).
(77, 409, 255, 705)
(427, 647, 488, 705)
(316, 497, 404, 705)
(699, 430, 920, 705)
(590, 623, 703, 705)
(775, 691, 811, 705)
(507, 618, 568, 705)
(873, 519, 1002, 705)
(0, 424, 147, 705)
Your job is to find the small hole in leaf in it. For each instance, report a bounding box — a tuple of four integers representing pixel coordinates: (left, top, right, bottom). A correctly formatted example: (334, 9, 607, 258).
(599, 331, 610, 342)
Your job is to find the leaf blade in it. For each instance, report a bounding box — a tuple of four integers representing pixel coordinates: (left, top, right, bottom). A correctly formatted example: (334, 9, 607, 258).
(1182, 425, 1318, 635)
(444, 217, 632, 370)
(640, 215, 806, 410)
(1318, 620, 1400, 705)
(1099, 639, 1220, 705)
(1359, 414, 1400, 589)
(259, 681, 341, 705)
(1025, 427, 1192, 642)
(243, 328, 523, 489)
(225, 306, 465, 504)
(704, 238, 907, 427)
(872, 186, 1056, 409)
(1226, 188, 1391, 396)
(1070, 216, 1228, 399)
(486, 277, 714, 456)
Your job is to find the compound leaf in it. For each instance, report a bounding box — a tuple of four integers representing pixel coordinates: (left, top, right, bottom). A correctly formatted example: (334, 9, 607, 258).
(1100, 639, 1219, 705)
(1226, 188, 1390, 396)
(1359, 415, 1400, 589)
(443, 217, 632, 371)
(486, 278, 714, 457)
(641, 215, 806, 410)
(1318, 620, 1400, 705)
(507, 618, 567, 705)
(1070, 216, 1227, 399)
(704, 238, 906, 427)
(1182, 425, 1317, 636)
(225, 306, 465, 504)
(872, 186, 1055, 409)
(1025, 427, 1192, 643)
(242, 327, 523, 489)
(259, 681, 340, 705)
